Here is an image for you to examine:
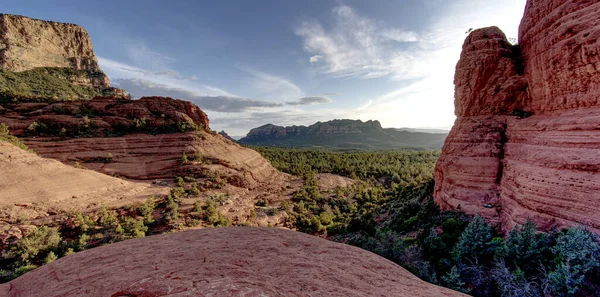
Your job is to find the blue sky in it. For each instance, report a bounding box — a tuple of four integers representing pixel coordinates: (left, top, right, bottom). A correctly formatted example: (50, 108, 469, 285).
(4, 0, 526, 136)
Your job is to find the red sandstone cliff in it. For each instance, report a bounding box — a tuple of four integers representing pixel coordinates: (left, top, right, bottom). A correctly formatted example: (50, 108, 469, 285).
(435, 0, 600, 232)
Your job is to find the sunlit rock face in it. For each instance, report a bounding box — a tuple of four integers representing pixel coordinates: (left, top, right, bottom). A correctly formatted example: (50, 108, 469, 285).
(0, 14, 101, 73)
(0, 227, 468, 297)
(435, 0, 600, 233)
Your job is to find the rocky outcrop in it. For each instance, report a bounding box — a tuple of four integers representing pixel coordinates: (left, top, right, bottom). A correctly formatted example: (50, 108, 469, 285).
(0, 14, 124, 97)
(0, 96, 210, 136)
(435, 0, 600, 232)
(240, 119, 447, 149)
(218, 130, 237, 142)
(0, 14, 101, 73)
(0, 227, 466, 297)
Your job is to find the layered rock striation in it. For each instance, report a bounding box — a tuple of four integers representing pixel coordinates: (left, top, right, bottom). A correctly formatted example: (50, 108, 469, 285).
(0, 96, 210, 136)
(0, 227, 466, 297)
(435, 0, 600, 232)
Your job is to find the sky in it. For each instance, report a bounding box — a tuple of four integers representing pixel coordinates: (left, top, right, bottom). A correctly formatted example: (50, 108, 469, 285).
(4, 0, 526, 136)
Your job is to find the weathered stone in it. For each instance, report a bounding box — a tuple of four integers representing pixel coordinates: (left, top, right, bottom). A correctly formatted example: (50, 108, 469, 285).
(0, 227, 467, 297)
(435, 0, 600, 233)
(0, 14, 101, 73)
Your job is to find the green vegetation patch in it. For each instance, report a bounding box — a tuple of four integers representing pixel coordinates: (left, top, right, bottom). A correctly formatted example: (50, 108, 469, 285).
(0, 67, 109, 102)
(0, 123, 33, 152)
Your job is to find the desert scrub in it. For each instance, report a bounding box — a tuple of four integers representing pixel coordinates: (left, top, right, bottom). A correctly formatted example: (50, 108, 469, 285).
(0, 67, 108, 102)
(0, 123, 33, 152)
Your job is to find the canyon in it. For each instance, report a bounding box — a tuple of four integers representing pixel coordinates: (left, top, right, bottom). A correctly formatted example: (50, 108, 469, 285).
(434, 0, 600, 232)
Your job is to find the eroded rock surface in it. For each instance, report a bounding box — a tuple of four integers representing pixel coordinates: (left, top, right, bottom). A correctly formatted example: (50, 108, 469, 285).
(435, 0, 600, 232)
(0, 227, 466, 297)
(0, 14, 101, 74)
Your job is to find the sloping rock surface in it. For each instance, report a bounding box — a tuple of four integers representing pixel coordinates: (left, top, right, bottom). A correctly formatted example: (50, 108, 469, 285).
(434, 0, 600, 232)
(0, 227, 466, 297)
(0, 142, 164, 243)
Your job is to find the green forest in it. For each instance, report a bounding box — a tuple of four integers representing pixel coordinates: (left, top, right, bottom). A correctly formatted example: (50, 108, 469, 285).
(255, 147, 600, 297)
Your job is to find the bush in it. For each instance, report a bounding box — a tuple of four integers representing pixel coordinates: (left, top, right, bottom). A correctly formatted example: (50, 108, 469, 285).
(192, 200, 202, 213)
(452, 215, 494, 263)
(10, 226, 61, 264)
(492, 261, 543, 297)
(498, 218, 548, 274)
(138, 197, 156, 224)
(44, 251, 58, 264)
(122, 217, 148, 238)
(547, 226, 600, 296)
(0, 123, 32, 151)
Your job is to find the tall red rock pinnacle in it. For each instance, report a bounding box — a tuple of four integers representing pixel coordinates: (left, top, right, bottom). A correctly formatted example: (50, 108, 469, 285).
(434, 0, 600, 233)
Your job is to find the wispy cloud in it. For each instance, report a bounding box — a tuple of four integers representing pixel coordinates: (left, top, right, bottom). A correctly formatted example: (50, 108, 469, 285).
(112, 78, 281, 112)
(294, 5, 421, 79)
(286, 96, 332, 106)
(98, 57, 199, 82)
(112, 78, 331, 113)
(238, 67, 304, 100)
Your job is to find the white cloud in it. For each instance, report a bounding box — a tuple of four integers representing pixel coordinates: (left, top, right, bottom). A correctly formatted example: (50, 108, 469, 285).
(99, 56, 236, 97)
(295, 5, 421, 79)
(288, 0, 526, 131)
(309, 55, 323, 64)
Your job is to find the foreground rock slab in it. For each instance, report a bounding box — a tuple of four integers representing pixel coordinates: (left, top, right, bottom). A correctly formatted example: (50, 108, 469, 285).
(0, 227, 465, 297)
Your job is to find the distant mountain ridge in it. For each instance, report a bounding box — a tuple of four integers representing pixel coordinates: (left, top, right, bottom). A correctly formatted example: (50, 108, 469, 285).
(239, 119, 447, 150)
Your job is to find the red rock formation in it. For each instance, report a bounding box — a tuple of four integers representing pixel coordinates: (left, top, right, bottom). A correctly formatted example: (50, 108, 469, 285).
(0, 96, 210, 136)
(0, 227, 467, 297)
(435, 0, 600, 233)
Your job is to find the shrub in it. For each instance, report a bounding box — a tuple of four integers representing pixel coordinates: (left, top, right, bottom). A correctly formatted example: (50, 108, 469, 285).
(547, 226, 600, 296)
(12, 265, 38, 279)
(138, 197, 156, 224)
(492, 261, 542, 297)
(44, 251, 58, 264)
(11, 226, 61, 264)
(76, 234, 90, 251)
(498, 218, 548, 274)
(452, 215, 494, 263)
(74, 212, 94, 232)
(165, 196, 180, 222)
(192, 200, 202, 213)
(443, 265, 467, 293)
(0, 123, 31, 151)
(122, 217, 148, 238)
(180, 152, 188, 165)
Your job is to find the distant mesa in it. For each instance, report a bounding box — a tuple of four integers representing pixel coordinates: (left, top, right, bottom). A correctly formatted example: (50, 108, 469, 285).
(239, 119, 447, 150)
